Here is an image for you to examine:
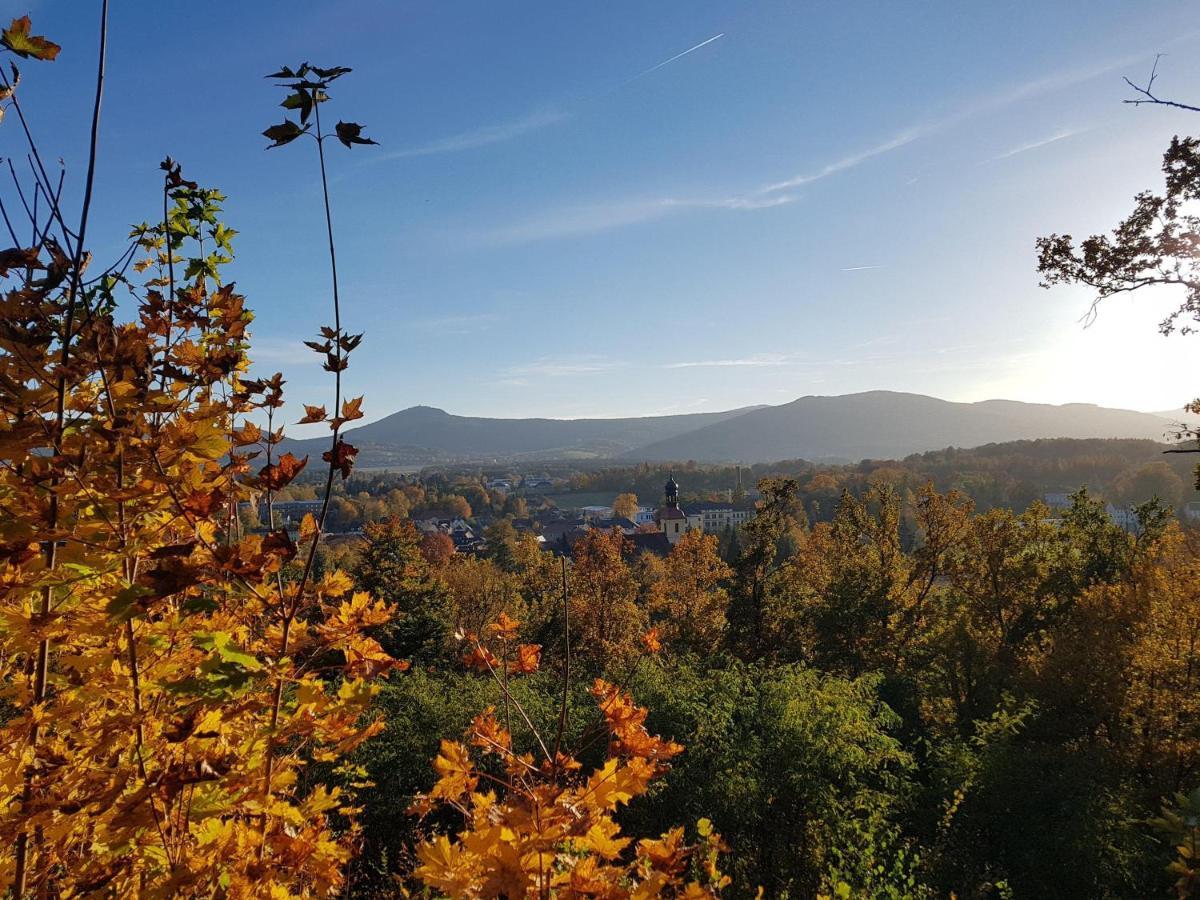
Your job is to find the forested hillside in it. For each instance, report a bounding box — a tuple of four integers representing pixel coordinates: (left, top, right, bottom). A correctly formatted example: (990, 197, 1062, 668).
(279, 393, 1179, 468)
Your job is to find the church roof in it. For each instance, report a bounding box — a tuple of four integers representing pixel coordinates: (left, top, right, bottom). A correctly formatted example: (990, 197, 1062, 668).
(657, 506, 688, 520)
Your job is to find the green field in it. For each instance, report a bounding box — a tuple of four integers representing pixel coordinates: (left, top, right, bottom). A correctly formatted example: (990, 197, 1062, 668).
(540, 491, 619, 511)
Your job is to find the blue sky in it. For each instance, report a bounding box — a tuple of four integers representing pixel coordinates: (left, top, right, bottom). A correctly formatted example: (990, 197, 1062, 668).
(17, 1, 1200, 430)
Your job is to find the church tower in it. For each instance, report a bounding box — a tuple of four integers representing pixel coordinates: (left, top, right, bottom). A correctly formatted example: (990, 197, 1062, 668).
(656, 472, 688, 545)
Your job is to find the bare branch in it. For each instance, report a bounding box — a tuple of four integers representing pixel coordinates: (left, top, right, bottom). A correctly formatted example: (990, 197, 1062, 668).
(1123, 55, 1200, 113)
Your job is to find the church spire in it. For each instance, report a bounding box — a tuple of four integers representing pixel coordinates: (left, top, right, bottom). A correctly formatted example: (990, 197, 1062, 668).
(664, 471, 679, 509)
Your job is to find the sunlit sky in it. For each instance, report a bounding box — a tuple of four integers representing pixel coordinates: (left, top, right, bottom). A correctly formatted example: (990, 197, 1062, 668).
(21, 1, 1200, 429)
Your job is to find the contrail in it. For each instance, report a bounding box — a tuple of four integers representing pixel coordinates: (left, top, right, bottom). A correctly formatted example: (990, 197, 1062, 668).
(625, 33, 725, 84)
(841, 265, 884, 272)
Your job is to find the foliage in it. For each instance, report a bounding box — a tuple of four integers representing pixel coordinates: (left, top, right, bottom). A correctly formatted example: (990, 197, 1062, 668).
(410, 615, 729, 898)
(1150, 787, 1200, 898)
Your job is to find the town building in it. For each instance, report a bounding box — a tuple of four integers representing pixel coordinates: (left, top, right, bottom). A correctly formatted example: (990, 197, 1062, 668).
(650, 474, 757, 545)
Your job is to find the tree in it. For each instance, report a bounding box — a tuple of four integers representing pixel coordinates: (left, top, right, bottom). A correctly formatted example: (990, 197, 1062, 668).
(355, 517, 452, 660)
(1037, 135, 1200, 482)
(727, 478, 802, 658)
(647, 530, 732, 655)
(0, 24, 397, 894)
(569, 530, 645, 665)
(484, 518, 521, 572)
(613, 492, 640, 520)
(421, 530, 457, 568)
(410, 617, 729, 898)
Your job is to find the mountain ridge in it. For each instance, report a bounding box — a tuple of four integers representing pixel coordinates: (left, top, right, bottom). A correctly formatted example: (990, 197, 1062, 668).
(280, 391, 1180, 468)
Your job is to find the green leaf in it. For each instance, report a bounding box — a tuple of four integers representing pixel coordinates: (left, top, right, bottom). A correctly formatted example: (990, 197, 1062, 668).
(281, 89, 314, 124)
(107, 584, 153, 621)
(334, 121, 377, 149)
(1, 16, 61, 61)
(262, 119, 309, 148)
(195, 630, 261, 670)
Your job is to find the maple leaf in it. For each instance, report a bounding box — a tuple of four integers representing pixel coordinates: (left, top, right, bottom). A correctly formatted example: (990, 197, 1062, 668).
(577, 817, 632, 860)
(261, 528, 298, 561)
(431, 740, 477, 802)
(298, 404, 327, 424)
(263, 119, 309, 148)
(256, 452, 308, 491)
(638, 827, 688, 876)
(334, 121, 377, 148)
(299, 512, 319, 541)
(487, 611, 521, 641)
(340, 396, 364, 422)
(642, 627, 663, 655)
(322, 440, 358, 479)
(0, 247, 41, 276)
(462, 642, 499, 672)
(469, 707, 512, 753)
(1, 16, 60, 61)
(233, 421, 262, 446)
(512, 643, 541, 674)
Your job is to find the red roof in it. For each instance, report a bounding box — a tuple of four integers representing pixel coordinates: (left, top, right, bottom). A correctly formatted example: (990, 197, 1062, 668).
(657, 507, 687, 520)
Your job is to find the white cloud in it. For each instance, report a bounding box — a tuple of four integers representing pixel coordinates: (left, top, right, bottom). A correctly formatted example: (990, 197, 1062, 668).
(500, 356, 626, 378)
(478, 192, 793, 244)
(758, 129, 924, 195)
(378, 109, 568, 160)
(664, 353, 792, 369)
(246, 336, 321, 367)
(986, 128, 1085, 162)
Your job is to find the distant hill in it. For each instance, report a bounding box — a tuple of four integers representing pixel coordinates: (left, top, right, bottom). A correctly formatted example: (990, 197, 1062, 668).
(628, 391, 1178, 463)
(280, 404, 761, 467)
(280, 392, 1179, 468)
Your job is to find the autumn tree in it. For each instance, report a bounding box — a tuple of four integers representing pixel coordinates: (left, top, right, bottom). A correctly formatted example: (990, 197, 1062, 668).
(0, 22, 396, 895)
(613, 492, 640, 520)
(647, 530, 732, 655)
(569, 529, 645, 665)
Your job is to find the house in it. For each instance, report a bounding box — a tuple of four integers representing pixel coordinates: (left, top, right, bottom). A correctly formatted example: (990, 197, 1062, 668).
(1185, 501, 1200, 522)
(687, 499, 757, 534)
(580, 505, 614, 521)
(651, 475, 754, 545)
(589, 516, 638, 535)
(1105, 503, 1142, 534)
(1043, 491, 1073, 511)
(266, 499, 324, 526)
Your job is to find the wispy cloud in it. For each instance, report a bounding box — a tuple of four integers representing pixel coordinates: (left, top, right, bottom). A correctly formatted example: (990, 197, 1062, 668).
(664, 353, 792, 369)
(759, 129, 924, 195)
(478, 192, 793, 244)
(378, 109, 568, 160)
(247, 336, 321, 367)
(462, 47, 1171, 244)
(986, 127, 1086, 162)
(500, 356, 626, 378)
